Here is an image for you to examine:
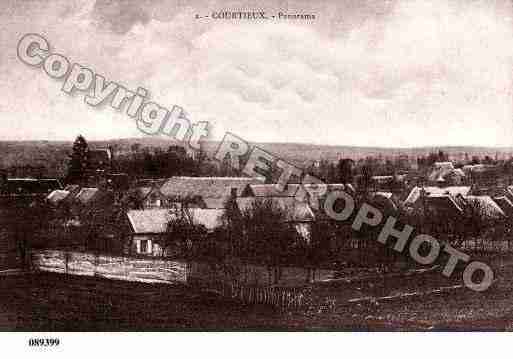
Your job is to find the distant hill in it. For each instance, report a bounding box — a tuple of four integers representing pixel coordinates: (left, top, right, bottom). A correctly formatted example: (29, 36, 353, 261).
(1, 137, 513, 178)
(105, 138, 513, 167)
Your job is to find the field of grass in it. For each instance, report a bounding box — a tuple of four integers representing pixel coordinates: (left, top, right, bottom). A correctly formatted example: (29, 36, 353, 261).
(1, 260, 513, 331)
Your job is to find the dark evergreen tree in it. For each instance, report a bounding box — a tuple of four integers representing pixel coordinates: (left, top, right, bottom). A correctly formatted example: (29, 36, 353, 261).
(66, 135, 89, 185)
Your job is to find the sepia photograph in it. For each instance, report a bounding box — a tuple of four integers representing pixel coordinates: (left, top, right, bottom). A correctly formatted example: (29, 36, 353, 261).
(1, 0, 513, 355)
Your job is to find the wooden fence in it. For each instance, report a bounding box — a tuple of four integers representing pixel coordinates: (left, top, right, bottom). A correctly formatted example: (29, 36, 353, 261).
(32, 250, 187, 284)
(31, 250, 454, 312)
(31, 250, 331, 310)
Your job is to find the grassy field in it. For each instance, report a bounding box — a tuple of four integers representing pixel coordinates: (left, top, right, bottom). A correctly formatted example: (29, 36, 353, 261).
(1, 263, 513, 331)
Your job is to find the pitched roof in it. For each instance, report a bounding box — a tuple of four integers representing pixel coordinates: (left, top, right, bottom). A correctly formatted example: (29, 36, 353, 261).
(243, 184, 301, 197)
(202, 197, 229, 209)
(493, 196, 513, 217)
(462, 164, 488, 173)
(404, 186, 471, 206)
(126, 209, 181, 234)
(188, 208, 225, 231)
(506, 186, 513, 201)
(434, 162, 454, 170)
(235, 197, 315, 222)
(46, 190, 71, 205)
(463, 195, 506, 220)
(243, 183, 353, 199)
(159, 177, 260, 199)
(74, 187, 100, 205)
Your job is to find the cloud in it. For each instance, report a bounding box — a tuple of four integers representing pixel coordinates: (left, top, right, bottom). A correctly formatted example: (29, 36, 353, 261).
(1, 0, 513, 147)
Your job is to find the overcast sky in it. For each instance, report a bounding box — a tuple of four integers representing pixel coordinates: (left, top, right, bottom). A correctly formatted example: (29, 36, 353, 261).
(1, 0, 513, 147)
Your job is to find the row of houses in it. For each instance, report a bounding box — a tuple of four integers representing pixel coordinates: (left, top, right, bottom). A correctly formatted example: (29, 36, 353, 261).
(42, 172, 513, 257)
(45, 177, 358, 256)
(401, 185, 513, 221)
(369, 161, 503, 193)
(427, 161, 502, 187)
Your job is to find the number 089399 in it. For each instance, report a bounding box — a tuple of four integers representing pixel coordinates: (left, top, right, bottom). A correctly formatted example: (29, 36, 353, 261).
(28, 338, 60, 347)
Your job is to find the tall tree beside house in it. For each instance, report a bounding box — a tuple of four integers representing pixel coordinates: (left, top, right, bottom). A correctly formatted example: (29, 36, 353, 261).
(164, 208, 206, 257)
(242, 199, 297, 263)
(66, 135, 89, 185)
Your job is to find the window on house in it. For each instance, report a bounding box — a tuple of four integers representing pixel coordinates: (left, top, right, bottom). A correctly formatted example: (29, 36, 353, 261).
(140, 240, 148, 253)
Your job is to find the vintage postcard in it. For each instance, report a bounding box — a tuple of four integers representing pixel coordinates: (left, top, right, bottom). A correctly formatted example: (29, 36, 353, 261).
(1, 0, 512, 355)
